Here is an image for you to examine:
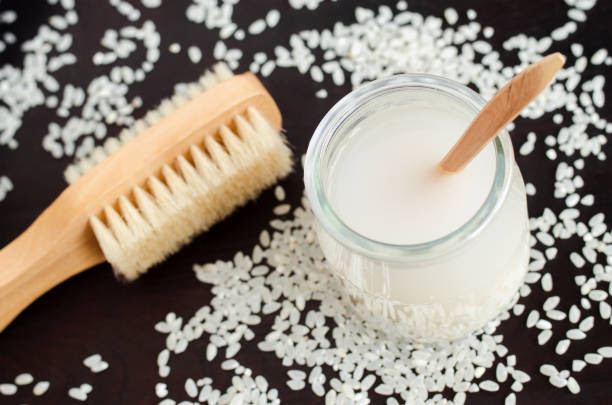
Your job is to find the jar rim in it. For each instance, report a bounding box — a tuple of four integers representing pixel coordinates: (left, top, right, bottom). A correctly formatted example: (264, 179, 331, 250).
(303, 74, 515, 262)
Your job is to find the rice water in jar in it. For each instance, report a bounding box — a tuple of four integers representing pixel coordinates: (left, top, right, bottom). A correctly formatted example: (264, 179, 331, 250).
(304, 74, 530, 342)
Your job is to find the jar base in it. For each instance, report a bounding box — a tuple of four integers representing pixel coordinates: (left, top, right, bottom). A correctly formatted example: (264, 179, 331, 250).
(331, 255, 528, 343)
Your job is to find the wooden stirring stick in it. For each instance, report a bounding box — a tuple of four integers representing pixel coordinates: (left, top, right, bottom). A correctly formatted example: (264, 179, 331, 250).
(439, 52, 565, 173)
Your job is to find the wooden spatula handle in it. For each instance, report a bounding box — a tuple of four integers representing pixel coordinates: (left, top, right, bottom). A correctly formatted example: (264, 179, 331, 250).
(439, 53, 565, 173)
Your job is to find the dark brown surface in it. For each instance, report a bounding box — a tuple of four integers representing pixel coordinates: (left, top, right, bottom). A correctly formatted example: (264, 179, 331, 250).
(0, 0, 611, 404)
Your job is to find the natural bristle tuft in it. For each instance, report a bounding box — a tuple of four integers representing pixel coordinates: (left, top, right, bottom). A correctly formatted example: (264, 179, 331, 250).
(89, 108, 292, 281)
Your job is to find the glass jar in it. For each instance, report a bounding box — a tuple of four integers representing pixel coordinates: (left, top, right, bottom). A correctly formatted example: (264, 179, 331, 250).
(304, 74, 530, 342)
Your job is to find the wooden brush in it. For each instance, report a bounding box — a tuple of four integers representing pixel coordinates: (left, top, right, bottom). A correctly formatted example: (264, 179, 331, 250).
(0, 63, 293, 332)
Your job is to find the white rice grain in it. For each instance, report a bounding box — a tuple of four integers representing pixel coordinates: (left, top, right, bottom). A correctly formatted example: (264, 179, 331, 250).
(540, 364, 557, 377)
(537, 329, 553, 345)
(274, 204, 291, 216)
(588, 290, 608, 301)
(206, 343, 218, 361)
(567, 377, 580, 394)
(443, 8, 458, 25)
(541, 273, 553, 291)
(555, 339, 570, 355)
(570, 252, 585, 268)
(597, 346, 612, 358)
(287, 370, 306, 380)
(495, 363, 508, 382)
(226, 343, 241, 358)
(591, 48, 608, 65)
(287, 379, 306, 391)
(14, 373, 33, 386)
(310, 66, 324, 83)
(479, 380, 499, 392)
(543, 296, 560, 311)
(0, 384, 17, 396)
(266, 9, 280, 28)
(261, 61, 276, 77)
(569, 305, 581, 323)
(526, 310, 539, 328)
(549, 375, 567, 388)
(185, 378, 198, 398)
(374, 384, 393, 395)
(567, 329, 586, 340)
(316, 89, 328, 99)
(188, 46, 202, 64)
(600, 302, 612, 319)
(579, 316, 594, 332)
(248, 19, 266, 35)
(547, 310, 566, 321)
(584, 353, 603, 365)
(572, 359, 587, 372)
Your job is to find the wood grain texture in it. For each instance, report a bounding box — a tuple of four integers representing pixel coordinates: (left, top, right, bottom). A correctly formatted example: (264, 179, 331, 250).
(439, 53, 565, 173)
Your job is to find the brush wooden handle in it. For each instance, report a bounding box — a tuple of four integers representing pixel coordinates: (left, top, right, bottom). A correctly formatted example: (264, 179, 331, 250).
(0, 200, 105, 332)
(0, 72, 282, 332)
(439, 53, 565, 173)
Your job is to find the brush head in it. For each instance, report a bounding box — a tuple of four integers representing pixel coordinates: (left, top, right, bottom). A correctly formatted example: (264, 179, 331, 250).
(80, 64, 292, 280)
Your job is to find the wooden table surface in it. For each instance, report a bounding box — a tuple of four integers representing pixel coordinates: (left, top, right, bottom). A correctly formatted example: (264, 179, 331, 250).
(0, 0, 611, 404)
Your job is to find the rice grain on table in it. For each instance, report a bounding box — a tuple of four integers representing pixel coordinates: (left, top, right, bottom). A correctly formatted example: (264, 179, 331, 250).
(0, 383, 17, 396)
(512, 304, 525, 316)
(14, 373, 33, 386)
(543, 296, 560, 311)
(584, 353, 603, 365)
(273, 204, 291, 215)
(526, 310, 540, 328)
(549, 375, 567, 388)
(541, 273, 553, 291)
(588, 290, 608, 301)
(591, 48, 608, 65)
(599, 302, 611, 319)
(567, 376, 581, 394)
(265, 9, 280, 27)
(579, 316, 594, 332)
(540, 364, 557, 377)
(188, 46, 202, 63)
(572, 359, 587, 372)
(32, 381, 50, 396)
(567, 329, 586, 340)
(547, 309, 566, 321)
(185, 378, 198, 398)
(315, 89, 328, 98)
(538, 330, 553, 345)
(581, 298, 592, 310)
(443, 8, 458, 25)
(525, 182, 536, 196)
(287, 379, 306, 391)
(598, 347, 612, 358)
(287, 370, 306, 380)
(248, 19, 266, 35)
(155, 382, 168, 398)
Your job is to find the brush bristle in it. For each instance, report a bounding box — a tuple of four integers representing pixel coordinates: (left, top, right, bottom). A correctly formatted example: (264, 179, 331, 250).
(89, 107, 292, 281)
(64, 63, 235, 185)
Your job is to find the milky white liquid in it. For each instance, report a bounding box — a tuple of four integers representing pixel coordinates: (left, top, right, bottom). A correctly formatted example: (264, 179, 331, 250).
(327, 104, 495, 244)
(311, 87, 530, 341)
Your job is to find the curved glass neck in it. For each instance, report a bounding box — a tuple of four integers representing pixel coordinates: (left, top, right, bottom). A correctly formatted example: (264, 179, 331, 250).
(304, 74, 515, 263)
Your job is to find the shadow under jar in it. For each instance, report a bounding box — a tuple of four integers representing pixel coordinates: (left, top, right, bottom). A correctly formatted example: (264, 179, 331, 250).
(304, 74, 530, 342)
